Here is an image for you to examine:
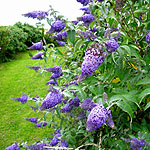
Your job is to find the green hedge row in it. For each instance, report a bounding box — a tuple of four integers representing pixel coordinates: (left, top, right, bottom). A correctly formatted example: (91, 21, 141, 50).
(0, 22, 42, 63)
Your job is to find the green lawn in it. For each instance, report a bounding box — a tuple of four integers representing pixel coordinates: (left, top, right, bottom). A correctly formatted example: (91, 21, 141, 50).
(0, 51, 63, 149)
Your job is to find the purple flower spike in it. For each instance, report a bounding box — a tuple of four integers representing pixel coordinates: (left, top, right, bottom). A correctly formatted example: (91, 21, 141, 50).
(77, 0, 90, 6)
(105, 40, 119, 53)
(47, 20, 65, 34)
(25, 117, 38, 123)
(25, 144, 47, 150)
(80, 7, 91, 14)
(30, 52, 44, 59)
(11, 93, 28, 104)
(56, 40, 66, 46)
(5, 142, 20, 150)
(26, 66, 41, 72)
(122, 137, 150, 150)
(106, 110, 114, 128)
(146, 32, 150, 44)
(45, 65, 62, 74)
(23, 11, 48, 20)
(34, 121, 47, 127)
(46, 79, 57, 85)
(80, 98, 97, 111)
(28, 42, 43, 50)
(78, 14, 95, 25)
(39, 89, 63, 111)
(50, 134, 61, 147)
(79, 43, 107, 81)
(72, 20, 78, 25)
(86, 104, 108, 132)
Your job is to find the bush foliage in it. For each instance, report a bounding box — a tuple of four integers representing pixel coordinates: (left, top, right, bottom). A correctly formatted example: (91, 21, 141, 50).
(6, 0, 150, 150)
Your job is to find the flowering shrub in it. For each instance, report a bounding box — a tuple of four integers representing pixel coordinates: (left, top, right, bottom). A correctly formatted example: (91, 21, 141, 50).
(6, 0, 150, 150)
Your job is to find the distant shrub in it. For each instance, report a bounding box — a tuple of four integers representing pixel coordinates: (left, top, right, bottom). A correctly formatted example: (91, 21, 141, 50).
(14, 22, 42, 47)
(0, 26, 28, 63)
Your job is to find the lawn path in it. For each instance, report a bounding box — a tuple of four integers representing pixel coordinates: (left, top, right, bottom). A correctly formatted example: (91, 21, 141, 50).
(0, 51, 55, 149)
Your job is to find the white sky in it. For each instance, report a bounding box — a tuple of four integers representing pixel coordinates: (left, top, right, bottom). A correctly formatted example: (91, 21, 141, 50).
(0, 0, 83, 29)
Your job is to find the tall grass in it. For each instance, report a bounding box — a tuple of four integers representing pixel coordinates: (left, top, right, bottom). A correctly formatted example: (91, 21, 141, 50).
(0, 50, 64, 149)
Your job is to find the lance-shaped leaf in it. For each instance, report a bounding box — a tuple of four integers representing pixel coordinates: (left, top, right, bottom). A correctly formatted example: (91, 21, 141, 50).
(67, 30, 75, 45)
(139, 88, 150, 104)
(116, 100, 134, 118)
(137, 77, 150, 85)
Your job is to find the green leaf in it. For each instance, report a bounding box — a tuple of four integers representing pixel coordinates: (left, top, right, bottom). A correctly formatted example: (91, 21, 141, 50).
(120, 45, 131, 56)
(122, 94, 140, 108)
(62, 91, 74, 99)
(139, 88, 150, 103)
(144, 102, 150, 111)
(67, 30, 75, 45)
(137, 78, 150, 85)
(109, 95, 124, 104)
(68, 85, 87, 99)
(55, 48, 63, 55)
(116, 100, 134, 118)
(74, 39, 83, 51)
(88, 85, 97, 95)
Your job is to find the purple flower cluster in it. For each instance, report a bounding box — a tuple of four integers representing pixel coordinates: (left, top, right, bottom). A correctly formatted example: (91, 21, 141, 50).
(80, 98, 97, 111)
(28, 42, 43, 50)
(30, 52, 44, 59)
(47, 20, 65, 34)
(78, 14, 95, 26)
(26, 66, 41, 72)
(50, 129, 68, 149)
(34, 121, 47, 127)
(78, 43, 107, 81)
(72, 20, 79, 25)
(63, 80, 78, 87)
(46, 79, 57, 86)
(77, 30, 97, 41)
(86, 104, 108, 132)
(80, 7, 91, 14)
(56, 40, 66, 46)
(25, 144, 47, 150)
(90, 27, 97, 33)
(51, 31, 67, 41)
(23, 11, 48, 20)
(11, 93, 28, 104)
(77, 0, 90, 6)
(60, 96, 80, 113)
(45, 65, 63, 79)
(25, 117, 38, 123)
(105, 39, 119, 53)
(122, 137, 150, 150)
(39, 89, 63, 111)
(146, 32, 150, 44)
(5, 142, 20, 150)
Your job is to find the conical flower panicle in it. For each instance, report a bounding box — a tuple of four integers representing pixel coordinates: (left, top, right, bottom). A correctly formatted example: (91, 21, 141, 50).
(79, 43, 107, 81)
(86, 104, 108, 132)
(39, 89, 63, 111)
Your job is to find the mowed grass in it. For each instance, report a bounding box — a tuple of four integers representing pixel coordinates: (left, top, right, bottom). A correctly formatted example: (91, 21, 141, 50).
(0, 50, 64, 149)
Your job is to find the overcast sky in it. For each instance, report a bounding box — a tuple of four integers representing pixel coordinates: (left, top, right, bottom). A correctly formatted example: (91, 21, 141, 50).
(0, 0, 83, 29)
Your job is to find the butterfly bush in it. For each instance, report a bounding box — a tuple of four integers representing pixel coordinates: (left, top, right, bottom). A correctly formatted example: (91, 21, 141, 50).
(30, 52, 44, 59)
(34, 121, 47, 127)
(28, 42, 43, 50)
(5, 142, 20, 150)
(86, 104, 109, 132)
(11, 93, 28, 104)
(26, 66, 41, 72)
(25, 144, 48, 150)
(25, 117, 38, 123)
(146, 32, 150, 44)
(78, 14, 95, 25)
(47, 19, 65, 34)
(39, 88, 63, 111)
(122, 137, 150, 150)
(23, 10, 49, 20)
(78, 43, 107, 81)
(9, 0, 150, 149)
